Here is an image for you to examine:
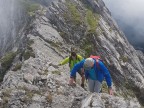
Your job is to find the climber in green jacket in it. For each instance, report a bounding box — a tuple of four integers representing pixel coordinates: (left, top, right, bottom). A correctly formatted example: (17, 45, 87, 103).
(59, 47, 85, 88)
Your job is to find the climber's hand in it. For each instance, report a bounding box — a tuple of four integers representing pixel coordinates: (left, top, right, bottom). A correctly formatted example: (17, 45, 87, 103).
(108, 87, 113, 95)
(69, 78, 76, 86)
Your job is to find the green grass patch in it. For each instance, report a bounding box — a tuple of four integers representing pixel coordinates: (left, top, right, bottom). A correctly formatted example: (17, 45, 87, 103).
(19, 0, 40, 17)
(59, 32, 67, 37)
(52, 71, 61, 75)
(46, 93, 53, 103)
(81, 37, 94, 57)
(86, 9, 99, 35)
(84, 44, 93, 57)
(22, 38, 35, 60)
(18, 86, 41, 100)
(67, 3, 81, 25)
(0, 52, 16, 71)
(101, 81, 108, 93)
(119, 56, 128, 62)
(23, 50, 35, 60)
(27, 3, 39, 13)
(114, 81, 136, 99)
(0, 52, 17, 81)
(1, 89, 12, 107)
(12, 63, 22, 71)
(28, 39, 34, 46)
(2, 89, 12, 97)
(114, 90, 135, 99)
(64, 1, 82, 26)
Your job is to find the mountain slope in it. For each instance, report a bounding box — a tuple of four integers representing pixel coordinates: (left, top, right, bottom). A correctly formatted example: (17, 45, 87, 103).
(0, 0, 144, 107)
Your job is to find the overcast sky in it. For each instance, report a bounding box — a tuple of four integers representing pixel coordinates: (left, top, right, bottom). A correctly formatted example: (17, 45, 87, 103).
(103, 0, 144, 50)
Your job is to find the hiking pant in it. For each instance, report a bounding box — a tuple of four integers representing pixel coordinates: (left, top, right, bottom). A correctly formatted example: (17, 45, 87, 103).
(88, 78, 102, 93)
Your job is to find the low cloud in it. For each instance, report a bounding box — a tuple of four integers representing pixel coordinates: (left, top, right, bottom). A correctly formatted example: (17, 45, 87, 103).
(103, 0, 144, 50)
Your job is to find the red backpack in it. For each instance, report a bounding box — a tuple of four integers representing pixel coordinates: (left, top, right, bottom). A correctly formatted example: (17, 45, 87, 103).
(90, 55, 103, 70)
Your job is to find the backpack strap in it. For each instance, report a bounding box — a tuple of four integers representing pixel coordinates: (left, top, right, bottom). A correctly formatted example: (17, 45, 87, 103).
(90, 55, 101, 70)
(96, 59, 100, 70)
(69, 56, 72, 67)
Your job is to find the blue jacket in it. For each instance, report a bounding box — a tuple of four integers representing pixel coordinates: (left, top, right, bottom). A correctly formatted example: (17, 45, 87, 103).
(70, 59, 112, 87)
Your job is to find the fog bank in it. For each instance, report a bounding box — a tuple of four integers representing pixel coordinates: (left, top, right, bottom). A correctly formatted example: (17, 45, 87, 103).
(103, 0, 144, 51)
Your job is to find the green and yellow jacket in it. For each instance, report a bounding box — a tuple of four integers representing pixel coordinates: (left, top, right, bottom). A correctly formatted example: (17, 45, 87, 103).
(60, 54, 83, 70)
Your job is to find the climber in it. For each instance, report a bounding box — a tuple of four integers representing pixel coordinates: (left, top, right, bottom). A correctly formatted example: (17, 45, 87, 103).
(69, 57, 113, 95)
(59, 47, 85, 88)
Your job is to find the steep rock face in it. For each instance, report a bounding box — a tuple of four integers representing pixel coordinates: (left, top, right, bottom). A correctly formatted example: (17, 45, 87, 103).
(0, 0, 29, 57)
(46, 0, 144, 105)
(0, 8, 140, 108)
(0, 0, 144, 107)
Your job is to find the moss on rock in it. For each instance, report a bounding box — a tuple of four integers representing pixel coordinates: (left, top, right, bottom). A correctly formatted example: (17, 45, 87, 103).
(0, 52, 17, 81)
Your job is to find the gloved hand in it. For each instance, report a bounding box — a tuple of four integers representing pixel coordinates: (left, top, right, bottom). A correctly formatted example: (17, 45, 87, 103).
(58, 63, 62, 66)
(69, 78, 76, 86)
(81, 83, 84, 88)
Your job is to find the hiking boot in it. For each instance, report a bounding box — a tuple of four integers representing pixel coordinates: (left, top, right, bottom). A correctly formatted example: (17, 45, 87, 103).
(81, 84, 84, 88)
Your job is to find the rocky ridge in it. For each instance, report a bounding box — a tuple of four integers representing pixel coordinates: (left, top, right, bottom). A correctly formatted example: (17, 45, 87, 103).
(0, 0, 144, 107)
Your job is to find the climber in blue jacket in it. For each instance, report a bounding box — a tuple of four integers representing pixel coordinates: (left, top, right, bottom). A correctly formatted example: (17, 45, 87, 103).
(69, 57, 113, 95)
